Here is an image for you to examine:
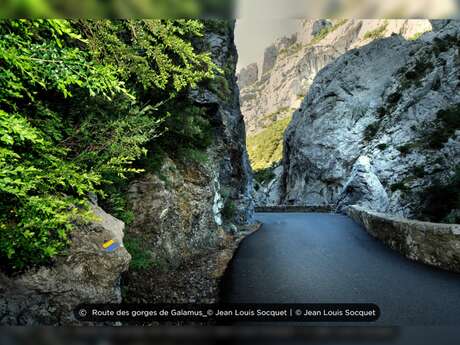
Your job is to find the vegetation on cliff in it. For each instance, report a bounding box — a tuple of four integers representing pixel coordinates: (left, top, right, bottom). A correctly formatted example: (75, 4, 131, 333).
(246, 115, 291, 171)
(0, 19, 219, 270)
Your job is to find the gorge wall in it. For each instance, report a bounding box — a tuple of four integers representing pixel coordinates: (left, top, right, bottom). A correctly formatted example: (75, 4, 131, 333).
(281, 20, 460, 222)
(122, 20, 256, 305)
(238, 20, 432, 174)
(238, 19, 436, 205)
(0, 20, 254, 324)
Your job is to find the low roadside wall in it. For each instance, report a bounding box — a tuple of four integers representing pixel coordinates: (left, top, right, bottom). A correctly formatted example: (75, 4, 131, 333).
(346, 205, 460, 273)
(255, 205, 333, 213)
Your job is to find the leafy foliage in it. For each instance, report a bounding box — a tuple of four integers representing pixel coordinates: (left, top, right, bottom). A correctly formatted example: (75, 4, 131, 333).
(124, 236, 153, 271)
(246, 115, 292, 171)
(419, 166, 460, 224)
(363, 21, 388, 40)
(408, 31, 426, 41)
(310, 19, 347, 45)
(254, 165, 276, 185)
(0, 19, 218, 270)
(363, 122, 379, 141)
(427, 105, 460, 149)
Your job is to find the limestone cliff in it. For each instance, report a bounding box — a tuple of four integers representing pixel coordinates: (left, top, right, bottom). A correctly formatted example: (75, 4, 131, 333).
(239, 19, 432, 137)
(282, 20, 460, 221)
(245, 19, 432, 203)
(0, 20, 255, 324)
(123, 20, 256, 304)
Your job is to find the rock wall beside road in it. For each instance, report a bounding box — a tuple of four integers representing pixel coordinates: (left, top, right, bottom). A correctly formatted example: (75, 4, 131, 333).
(123, 20, 256, 304)
(347, 205, 460, 273)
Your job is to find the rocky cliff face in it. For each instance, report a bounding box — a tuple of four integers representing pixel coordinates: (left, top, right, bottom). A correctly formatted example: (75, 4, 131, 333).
(123, 20, 256, 304)
(246, 19, 433, 204)
(239, 19, 432, 137)
(282, 20, 460, 221)
(0, 20, 255, 324)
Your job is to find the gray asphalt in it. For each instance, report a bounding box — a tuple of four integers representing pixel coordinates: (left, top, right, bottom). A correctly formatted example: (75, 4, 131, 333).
(220, 212, 460, 325)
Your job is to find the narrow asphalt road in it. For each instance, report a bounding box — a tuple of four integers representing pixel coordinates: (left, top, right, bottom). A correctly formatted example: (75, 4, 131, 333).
(220, 212, 460, 325)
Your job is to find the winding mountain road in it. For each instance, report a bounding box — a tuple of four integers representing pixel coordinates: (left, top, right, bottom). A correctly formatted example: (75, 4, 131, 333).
(220, 212, 460, 325)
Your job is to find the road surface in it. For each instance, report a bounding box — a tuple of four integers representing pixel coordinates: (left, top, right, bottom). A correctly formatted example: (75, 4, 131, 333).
(220, 212, 460, 325)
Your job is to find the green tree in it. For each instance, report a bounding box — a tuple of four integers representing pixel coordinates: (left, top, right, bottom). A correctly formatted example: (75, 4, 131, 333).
(0, 19, 218, 270)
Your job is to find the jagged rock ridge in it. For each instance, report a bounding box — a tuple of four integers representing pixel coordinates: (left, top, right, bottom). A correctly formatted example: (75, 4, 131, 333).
(238, 19, 432, 137)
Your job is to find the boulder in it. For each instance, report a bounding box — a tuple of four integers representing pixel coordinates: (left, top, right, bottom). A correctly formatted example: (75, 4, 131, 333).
(0, 203, 130, 325)
(336, 156, 389, 212)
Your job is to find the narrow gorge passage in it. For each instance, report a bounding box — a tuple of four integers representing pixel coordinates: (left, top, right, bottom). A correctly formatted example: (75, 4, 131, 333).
(221, 213, 460, 325)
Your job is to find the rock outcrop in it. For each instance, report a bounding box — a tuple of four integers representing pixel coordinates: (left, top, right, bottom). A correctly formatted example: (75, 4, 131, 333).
(282, 20, 460, 219)
(254, 164, 283, 206)
(237, 62, 258, 89)
(123, 20, 256, 304)
(311, 19, 332, 36)
(336, 156, 389, 212)
(0, 203, 130, 325)
(240, 19, 432, 137)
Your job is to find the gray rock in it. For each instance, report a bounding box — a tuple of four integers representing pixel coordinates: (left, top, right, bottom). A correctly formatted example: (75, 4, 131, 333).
(127, 158, 221, 269)
(274, 33, 298, 51)
(336, 156, 389, 212)
(193, 21, 255, 225)
(282, 20, 460, 218)
(240, 20, 432, 137)
(254, 165, 283, 206)
(0, 203, 130, 325)
(262, 44, 277, 75)
(430, 20, 452, 31)
(237, 62, 258, 89)
(123, 20, 255, 304)
(311, 19, 332, 37)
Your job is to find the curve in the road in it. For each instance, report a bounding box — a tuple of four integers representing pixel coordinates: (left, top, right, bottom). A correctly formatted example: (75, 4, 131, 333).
(220, 212, 460, 325)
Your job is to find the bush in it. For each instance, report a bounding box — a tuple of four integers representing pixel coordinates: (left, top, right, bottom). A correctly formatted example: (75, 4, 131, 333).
(179, 148, 209, 164)
(419, 166, 460, 223)
(408, 32, 424, 41)
(363, 122, 379, 141)
(390, 182, 409, 192)
(427, 105, 460, 149)
(254, 166, 276, 185)
(222, 199, 237, 220)
(363, 22, 388, 40)
(208, 75, 231, 99)
(246, 116, 292, 171)
(0, 19, 218, 271)
(377, 143, 389, 150)
(403, 59, 434, 85)
(310, 19, 347, 45)
(124, 236, 153, 271)
(413, 166, 426, 178)
(397, 144, 412, 155)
